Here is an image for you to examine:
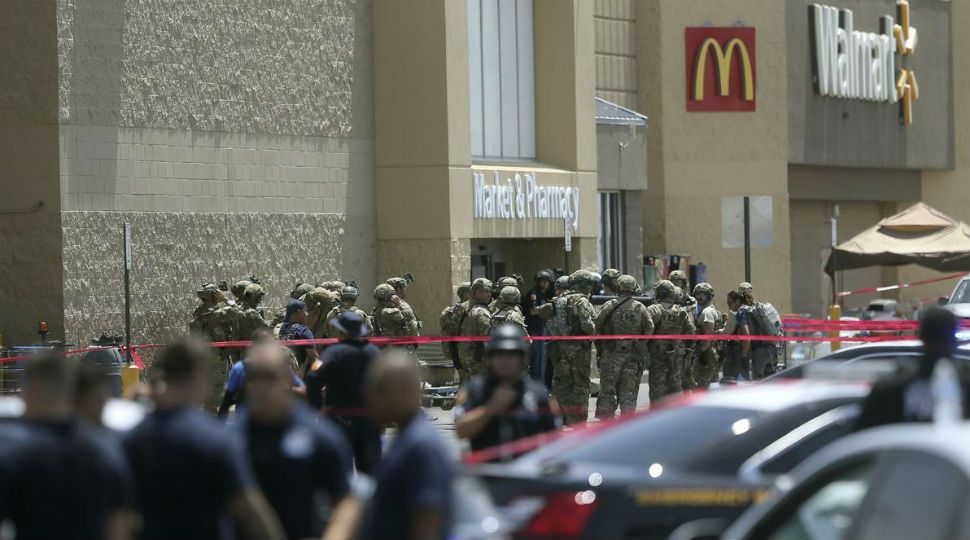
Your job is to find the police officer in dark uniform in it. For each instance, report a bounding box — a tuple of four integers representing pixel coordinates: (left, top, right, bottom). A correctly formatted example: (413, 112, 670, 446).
(454, 325, 559, 458)
(523, 270, 555, 387)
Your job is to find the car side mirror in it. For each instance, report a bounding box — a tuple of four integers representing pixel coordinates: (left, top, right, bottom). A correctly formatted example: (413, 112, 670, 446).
(667, 518, 730, 540)
(939, 296, 950, 306)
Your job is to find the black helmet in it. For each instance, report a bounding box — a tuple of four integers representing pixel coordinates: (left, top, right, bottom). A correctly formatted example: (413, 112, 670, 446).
(484, 324, 529, 356)
(536, 269, 553, 281)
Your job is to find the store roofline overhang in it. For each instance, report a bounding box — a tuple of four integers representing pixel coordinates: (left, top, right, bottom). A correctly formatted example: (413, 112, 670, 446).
(595, 97, 648, 126)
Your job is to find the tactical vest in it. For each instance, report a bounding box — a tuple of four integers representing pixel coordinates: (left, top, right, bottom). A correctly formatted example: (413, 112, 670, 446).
(656, 303, 689, 340)
(490, 305, 514, 330)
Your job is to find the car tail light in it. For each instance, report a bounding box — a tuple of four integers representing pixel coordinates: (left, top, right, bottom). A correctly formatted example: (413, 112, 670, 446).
(520, 490, 599, 539)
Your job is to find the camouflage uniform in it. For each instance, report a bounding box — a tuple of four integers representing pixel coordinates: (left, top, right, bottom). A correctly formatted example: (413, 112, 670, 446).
(230, 279, 252, 304)
(189, 283, 238, 410)
(371, 283, 419, 338)
(488, 276, 521, 313)
(595, 275, 653, 418)
(601, 269, 621, 294)
(440, 282, 472, 382)
(553, 271, 596, 425)
(645, 280, 695, 404)
(325, 286, 374, 338)
(237, 283, 270, 341)
(669, 270, 697, 310)
(490, 286, 529, 334)
(304, 286, 340, 339)
(691, 282, 721, 388)
(458, 279, 493, 380)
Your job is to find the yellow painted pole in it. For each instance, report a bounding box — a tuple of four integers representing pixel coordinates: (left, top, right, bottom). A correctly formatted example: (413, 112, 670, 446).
(829, 304, 842, 352)
(121, 364, 140, 396)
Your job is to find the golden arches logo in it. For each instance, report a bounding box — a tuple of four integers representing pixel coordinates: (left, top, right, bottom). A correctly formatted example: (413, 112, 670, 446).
(693, 38, 754, 102)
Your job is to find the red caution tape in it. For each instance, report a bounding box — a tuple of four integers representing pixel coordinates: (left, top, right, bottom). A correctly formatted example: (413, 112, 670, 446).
(836, 272, 965, 298)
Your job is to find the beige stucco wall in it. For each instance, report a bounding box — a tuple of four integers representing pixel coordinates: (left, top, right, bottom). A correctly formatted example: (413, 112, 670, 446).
(594, 0, 638, 110)
(638, 0, 791, 311)
(0, 1, 66, 346)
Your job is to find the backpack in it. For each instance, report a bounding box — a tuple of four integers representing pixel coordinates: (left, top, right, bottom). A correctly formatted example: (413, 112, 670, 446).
(749, 302, 784, 338)
(548, 296, 570, 336)
(490, 307, 511, 331)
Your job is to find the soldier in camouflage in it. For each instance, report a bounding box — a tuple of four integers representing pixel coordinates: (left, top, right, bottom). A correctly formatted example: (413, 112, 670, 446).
(668, 270, 696, 310)
(595, 275, 653, 418)
(371, 283, 419, 338)
(490, 286, 529, 335)
(458, 279, 494, 381)
(440, 282, 472, 383)
(325, 286, 374, 338)
(189, 283, 239, 410)
(646, 280, 695, 404)
(230, 279, 252, 305)
(237, 283, 270, 342)
(601, 269, 621, 295)
(553, 270, 596, 425)
(691, 283, 722, 389)
(488, 276, 521, 313)
(304, 286, 340, 339)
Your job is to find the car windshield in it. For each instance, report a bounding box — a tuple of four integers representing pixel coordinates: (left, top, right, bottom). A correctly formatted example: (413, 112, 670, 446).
(514, 406, 761, 472)
(950, 280, 970, 303)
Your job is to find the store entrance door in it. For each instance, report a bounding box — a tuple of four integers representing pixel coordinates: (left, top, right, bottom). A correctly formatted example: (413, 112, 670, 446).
(469, 238, 566, 284)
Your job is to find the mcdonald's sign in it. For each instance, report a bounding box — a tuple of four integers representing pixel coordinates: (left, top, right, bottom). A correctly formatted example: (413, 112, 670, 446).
(686, 27, 756, 112)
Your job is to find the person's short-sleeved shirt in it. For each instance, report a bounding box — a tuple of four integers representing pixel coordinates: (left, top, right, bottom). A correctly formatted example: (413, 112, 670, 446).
(0, 419, 129, 540)
(455, 376, 558, 454)
(226, 359, 305, 394)
(308, 340, 381, 411)
(235, 405, 352, 540)
(697, 305, 719, 329)
(362, 414, 453, 540)
(279, 321, 316, 367)
(123, 407, 254, 540)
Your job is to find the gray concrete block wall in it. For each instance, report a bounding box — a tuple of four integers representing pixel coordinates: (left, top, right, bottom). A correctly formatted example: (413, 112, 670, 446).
(62, 211, 377, 348)
(50, 0, 378, 347)
(58, 0, 372, 138)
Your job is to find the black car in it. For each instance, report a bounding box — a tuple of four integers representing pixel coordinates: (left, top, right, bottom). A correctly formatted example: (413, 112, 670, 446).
(474, 381, 869, 540)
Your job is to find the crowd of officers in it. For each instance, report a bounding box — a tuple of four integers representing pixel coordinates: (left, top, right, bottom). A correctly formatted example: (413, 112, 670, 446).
(442, 269, 784, 425)
(0, 331, 456, 540)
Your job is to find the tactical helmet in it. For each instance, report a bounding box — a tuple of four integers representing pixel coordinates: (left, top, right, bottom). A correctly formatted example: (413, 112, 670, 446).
(457, 282, 472, 297)
(738, 282, 754, 293)
(243, 283, 265, 303)
(291, 283, 314, 299)
(654, 279, 677, 301)
(693, 282, 715, 298)
(590, 272, 603, 284)
(231, 280, 252, 299)
(471, 278, 493, 292)
(497, 277, 519, 289)
(386, 277, 408, 290)
(616, 275, 638, 293)
(484, 324, 530, 356)
(340, 286, 359, 301)
(569, 269, 594, 288)
(196, 282, 220, 301)
(324, 281, 345, 292)
(373, 283, 395, 301)
(498, 286, 521, 305)
(555, 276, 570, 290)
(536, 270, 553, 282)
(668, 270, 688, 286)
(602, 268, 621, 286)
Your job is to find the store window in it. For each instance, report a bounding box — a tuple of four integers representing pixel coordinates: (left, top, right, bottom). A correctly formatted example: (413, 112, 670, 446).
(599, 191, 624, 271)
(468, 0, 535, 160)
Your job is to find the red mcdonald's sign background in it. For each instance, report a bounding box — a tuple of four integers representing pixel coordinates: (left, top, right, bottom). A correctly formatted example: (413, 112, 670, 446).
(685, 27, 757, 112)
